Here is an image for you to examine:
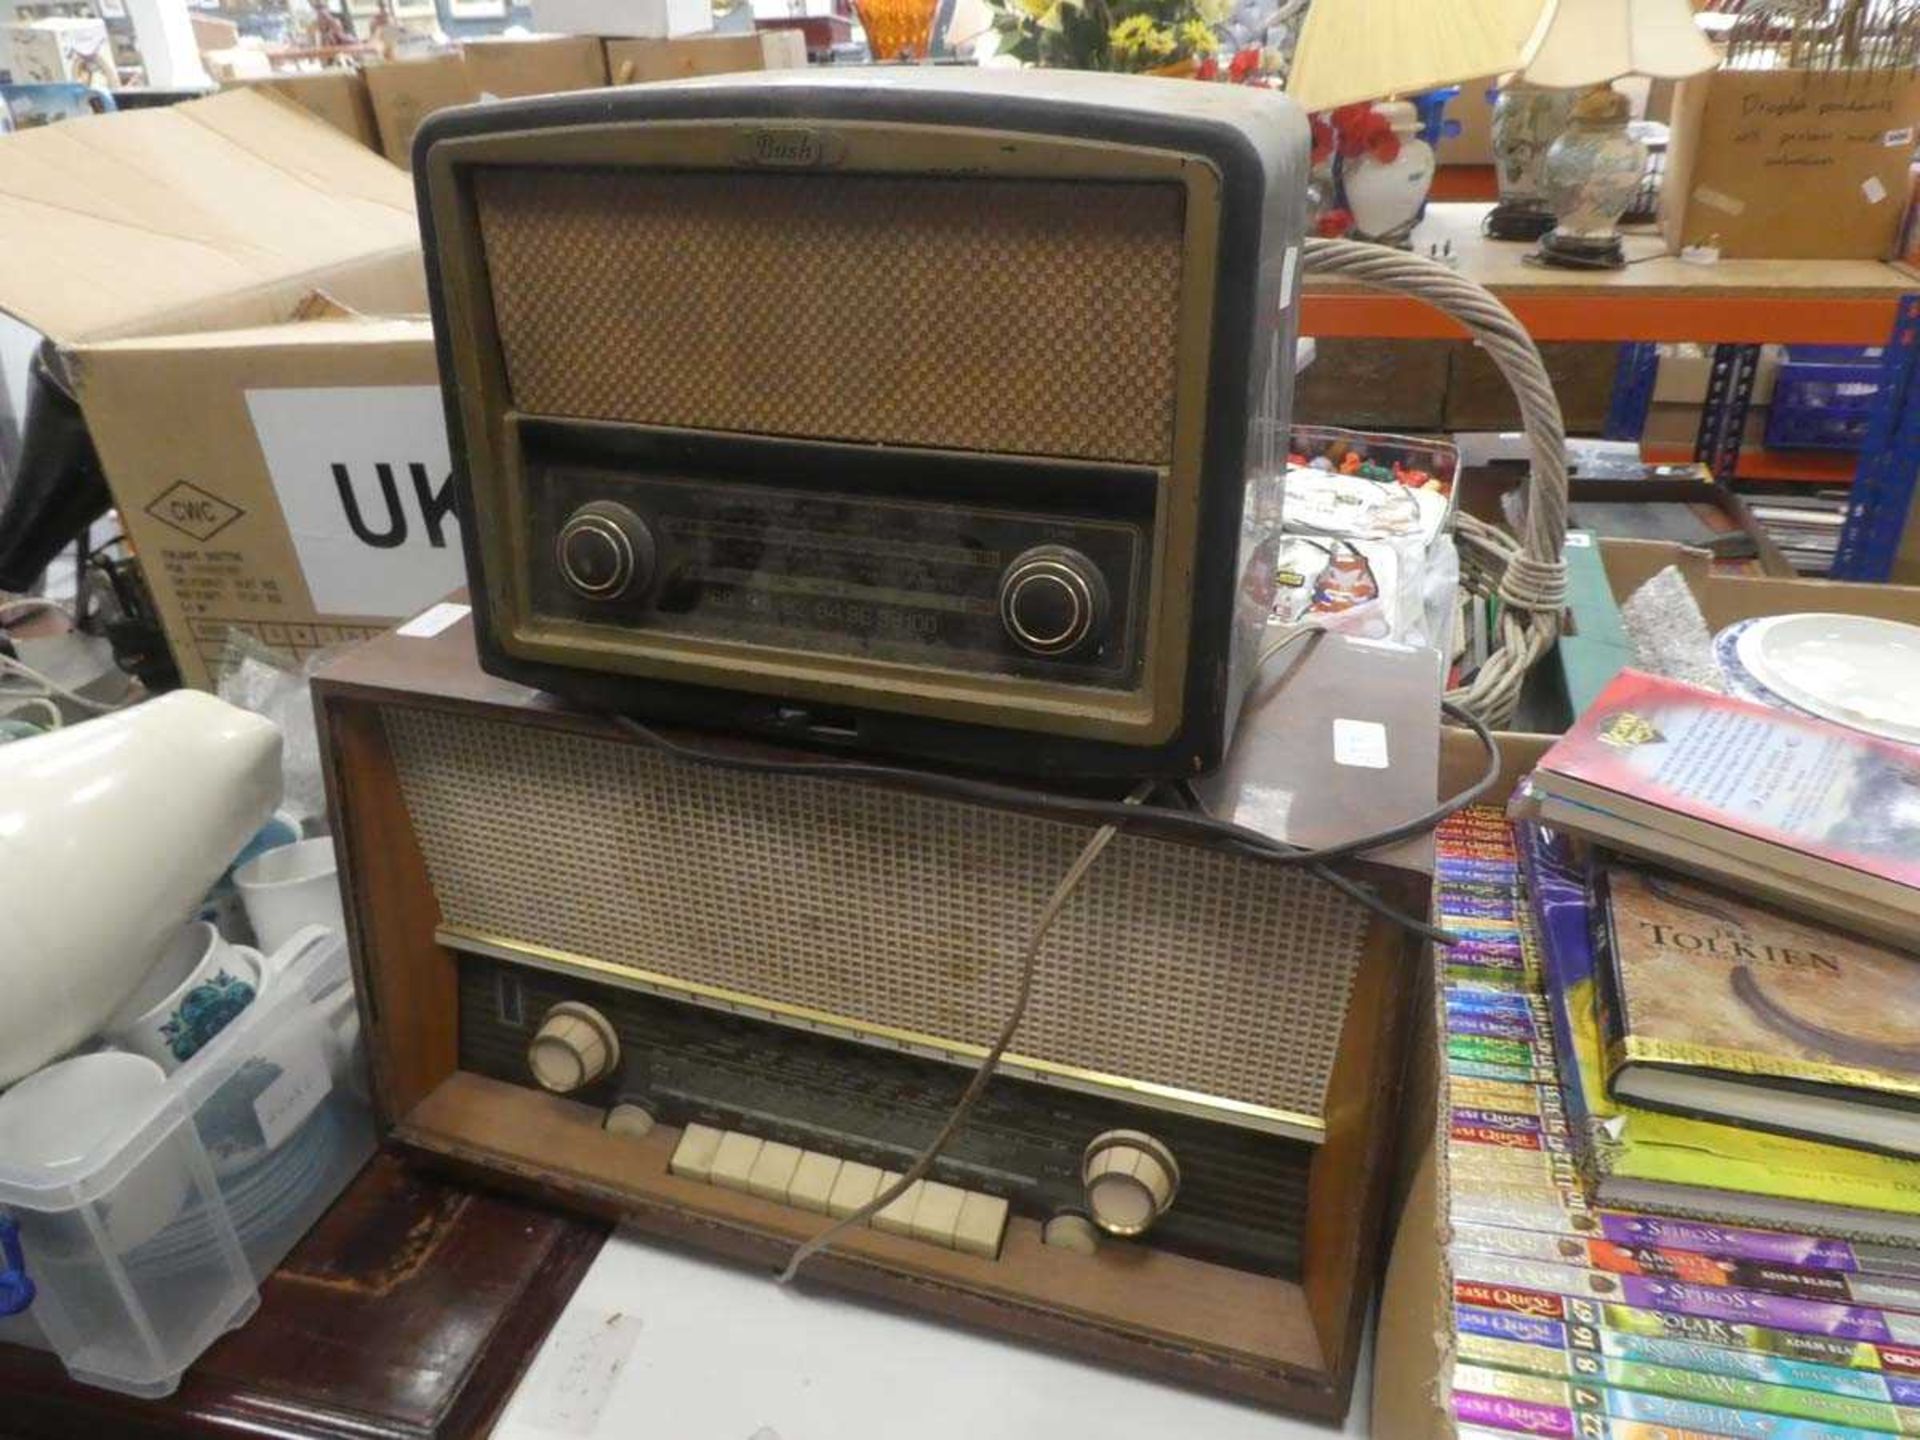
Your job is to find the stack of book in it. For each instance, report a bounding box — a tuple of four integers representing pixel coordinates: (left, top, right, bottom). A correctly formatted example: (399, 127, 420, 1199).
(1741, 492, 1851, 576)
(1438, 669, 1920, 1440)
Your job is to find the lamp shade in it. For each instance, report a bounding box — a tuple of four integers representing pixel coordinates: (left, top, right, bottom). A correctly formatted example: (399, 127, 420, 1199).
(1521, 0, 1720, 87)
(1286, 0, 1551, 113)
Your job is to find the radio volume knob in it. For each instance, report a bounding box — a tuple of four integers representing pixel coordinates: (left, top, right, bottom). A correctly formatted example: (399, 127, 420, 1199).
(998, 546, 1108, 657)
(556, 501, 655, 602)
(1081, 1130, 1179, 1237)
(528, 1002, 620, 1094)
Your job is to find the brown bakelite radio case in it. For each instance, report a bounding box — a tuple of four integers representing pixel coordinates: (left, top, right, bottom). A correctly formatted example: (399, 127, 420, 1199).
(415, 69, 1309, 778)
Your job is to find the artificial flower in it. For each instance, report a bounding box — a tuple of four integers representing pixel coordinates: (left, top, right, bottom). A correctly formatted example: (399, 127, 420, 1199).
(1109, 13, 1176, 56)
(1196, 53, 1219, 78)
(1314, 207, 1353, 238)
(1227, 45, 1261, 80)
(1192, 0, 1233, 24)
(1178, 19, 1217, 53)
(1309, 113, 1334, 165)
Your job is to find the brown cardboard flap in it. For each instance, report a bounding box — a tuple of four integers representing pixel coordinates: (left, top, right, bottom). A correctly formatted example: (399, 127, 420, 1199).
(1666, 69, 1920, 260)
(0, 88, 418, 346)
(1600, 537, 1920, 627)
(463, 34, 610, 98)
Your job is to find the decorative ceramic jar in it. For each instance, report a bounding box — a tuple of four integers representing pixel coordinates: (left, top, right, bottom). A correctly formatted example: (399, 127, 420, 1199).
(1338, 100, 1432, 247)
(1538, 85, 1645, 268)
(1487, 82, 1576, 241)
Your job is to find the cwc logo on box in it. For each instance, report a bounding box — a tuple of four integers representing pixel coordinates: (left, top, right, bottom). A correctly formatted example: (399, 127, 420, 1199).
(144, 480, 245, 543)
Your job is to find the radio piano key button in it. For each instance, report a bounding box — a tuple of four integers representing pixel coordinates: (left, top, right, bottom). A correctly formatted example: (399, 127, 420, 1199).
(527, 1002, 620, 1093)
(998, 546, 1109, 657)
(910, 1181, 967, 1248)
(668, 1128, 1008, 1257)
(1081, 1130, 1180, 1238)
(669, 1123, 726, 1182)
(556, 501, 656, 602)
(954, 1193, 1010, 1259)
(748, 1141, 806, 1202)
(788, 1151, 844, 1213)
(826, 1161, 886, 1219)
(872, 1174, 920, 1236)
(709, 1131, 766, 1192)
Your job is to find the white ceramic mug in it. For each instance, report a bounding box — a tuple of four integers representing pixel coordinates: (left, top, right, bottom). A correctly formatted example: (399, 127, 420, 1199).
(0, 692, 282, 1086)
(234, 838, 345, 954)
(105, 922, 262, 1073)
(0, 1052, 188, 1253)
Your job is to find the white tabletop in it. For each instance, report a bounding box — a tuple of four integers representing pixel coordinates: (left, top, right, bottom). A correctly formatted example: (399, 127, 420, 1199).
(493, 1229, 1373, 1440)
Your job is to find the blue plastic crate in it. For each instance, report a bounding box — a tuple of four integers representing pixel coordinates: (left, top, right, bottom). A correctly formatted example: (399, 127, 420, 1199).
(1765, 344, 1885, 451)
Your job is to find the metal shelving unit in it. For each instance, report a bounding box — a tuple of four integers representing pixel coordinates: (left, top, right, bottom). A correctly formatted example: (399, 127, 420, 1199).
(1299, 203, 1920, 580)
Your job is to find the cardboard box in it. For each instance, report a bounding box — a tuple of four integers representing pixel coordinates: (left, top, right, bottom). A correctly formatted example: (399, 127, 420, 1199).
(364, 52, 479, 170)
(1372, 724, 1556, 1440)
(202, 46, 274, 82)
(0, 90, 462, 690)
(2, 16, 115, 87)
(604, 30, 805, 83)
(1372, 551, 1920, 1433)
(1436, 76, 1497, 167)
(462, 34, 609, 98)
(189, 13, 241, 51)
(233, 72, 382, 152)
(529, 0, 713, 38)
(1649, 341, 1780, 405)
(1664, 68, 1920, 259)
(1444, 341, 1619, 434)
(1639, 398, 1770, 449)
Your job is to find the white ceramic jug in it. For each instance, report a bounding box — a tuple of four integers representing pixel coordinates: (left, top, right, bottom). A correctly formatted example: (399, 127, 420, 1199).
(0, 692, 282, 1085)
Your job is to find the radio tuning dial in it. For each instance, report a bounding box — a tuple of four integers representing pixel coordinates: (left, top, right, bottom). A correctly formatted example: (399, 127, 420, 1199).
(1081, 1130, 1179, 1238)
(528, 1002, 620, 1094)
(998, 546, 1109, 658)
(556, 501, 656, 603)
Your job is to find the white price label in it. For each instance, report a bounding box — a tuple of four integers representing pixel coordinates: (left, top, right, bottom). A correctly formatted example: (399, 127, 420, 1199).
(253, 1038, 333, 1151)
(397, 601, 471, 638)
(1333, 717, 1390, 770)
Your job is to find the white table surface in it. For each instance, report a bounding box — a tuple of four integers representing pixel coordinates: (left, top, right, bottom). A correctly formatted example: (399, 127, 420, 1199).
(492, 1229, 1373, 1440)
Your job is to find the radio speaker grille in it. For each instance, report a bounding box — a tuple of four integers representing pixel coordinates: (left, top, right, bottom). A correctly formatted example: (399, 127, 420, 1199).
(473, 168, 1186, 466)
(383, 708, 1368, 1130)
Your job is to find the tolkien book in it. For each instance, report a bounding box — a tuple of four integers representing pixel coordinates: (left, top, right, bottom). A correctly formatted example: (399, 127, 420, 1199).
(1515, 822, 1920, 1242)
(1592, 864, 1920, 1159)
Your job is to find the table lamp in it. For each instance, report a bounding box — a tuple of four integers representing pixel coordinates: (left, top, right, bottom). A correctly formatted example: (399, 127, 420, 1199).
(1286, 0, 1549, 245)
(1522, 0, 1718, 268)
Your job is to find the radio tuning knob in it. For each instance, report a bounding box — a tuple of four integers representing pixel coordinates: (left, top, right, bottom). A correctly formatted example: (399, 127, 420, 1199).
(1081, 1130, 1179, 1238)
(528, 1002, 620, 1094)
(998, 546, 1109, 658)
(556, 501, 656, 603)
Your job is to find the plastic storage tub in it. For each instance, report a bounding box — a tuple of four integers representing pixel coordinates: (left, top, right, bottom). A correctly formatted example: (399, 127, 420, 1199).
(0, 928, 372, 1396)
(1764, 344, 1884, 451)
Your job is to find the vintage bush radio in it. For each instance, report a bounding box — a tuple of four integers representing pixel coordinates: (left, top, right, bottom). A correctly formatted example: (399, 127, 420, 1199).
(415, 70, 1309, 777)
(316, 614, 1437, 1417)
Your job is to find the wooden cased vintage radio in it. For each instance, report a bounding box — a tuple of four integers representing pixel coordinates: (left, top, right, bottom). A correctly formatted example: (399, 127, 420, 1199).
(414, 70, 1309, 778)
(315, 615, 1437, 1417)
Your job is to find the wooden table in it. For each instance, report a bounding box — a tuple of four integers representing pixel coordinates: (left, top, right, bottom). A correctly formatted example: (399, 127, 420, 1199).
(0, 1153, 606, 1440)
(1303, 202, 1919, 344)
